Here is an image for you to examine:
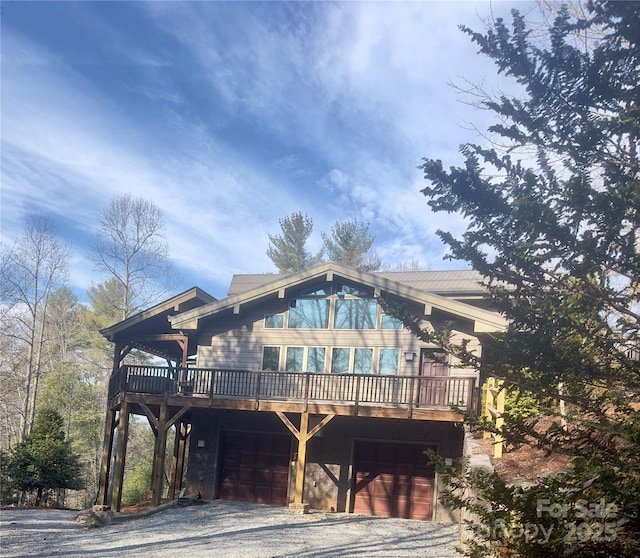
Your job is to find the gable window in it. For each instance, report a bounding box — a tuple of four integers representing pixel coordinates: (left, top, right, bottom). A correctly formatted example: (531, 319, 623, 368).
(379, 349, 399, 375)
(337, 284, 372, 297)
(264, 314, 285, 328)
(334, 298, 377, 329)
(381, 314, 403, 330)
(288, 299, 330, 329)
(302, 286, 332, 297)
(262, 347, 280, 371)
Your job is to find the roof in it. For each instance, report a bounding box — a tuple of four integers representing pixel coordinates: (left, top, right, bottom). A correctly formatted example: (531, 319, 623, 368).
(171, 262, 506, 333)
(100, 286, 216, 341)
(228, 269, 486, 297)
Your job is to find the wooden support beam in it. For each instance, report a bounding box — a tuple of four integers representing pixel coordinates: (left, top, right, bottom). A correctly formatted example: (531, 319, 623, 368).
(96, 408, 117, 507)
(276, 411, 300, 440)
(151, 404, 168, 507)
(169, 421, 190, 500)
(276, 412, 336, 506)
(294, 411, 309, 505)
(179, 337, 188, 368)
(165, 406, 189, 432)
(139, 403, 159, 437)
(110, 401, 130, 512)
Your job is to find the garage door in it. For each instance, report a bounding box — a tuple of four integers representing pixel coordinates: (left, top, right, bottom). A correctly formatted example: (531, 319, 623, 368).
(218, 431, 291, 506)
(353, 442, 435, 520)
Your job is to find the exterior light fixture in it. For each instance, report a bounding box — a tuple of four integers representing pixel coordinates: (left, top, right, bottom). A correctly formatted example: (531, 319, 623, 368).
(404, 351, 416, 362)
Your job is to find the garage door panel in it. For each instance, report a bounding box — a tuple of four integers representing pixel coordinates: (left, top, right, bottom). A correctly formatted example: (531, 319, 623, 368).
(219, 432, 291, 506)
(354, 442, 436, 520)
(272, 470, 289, 485)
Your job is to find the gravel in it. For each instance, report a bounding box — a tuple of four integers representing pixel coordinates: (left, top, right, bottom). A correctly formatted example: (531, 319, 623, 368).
(0, 501, 461, 557)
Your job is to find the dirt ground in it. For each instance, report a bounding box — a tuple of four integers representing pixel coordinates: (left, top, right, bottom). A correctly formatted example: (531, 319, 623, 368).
(472, 418, 571, 484)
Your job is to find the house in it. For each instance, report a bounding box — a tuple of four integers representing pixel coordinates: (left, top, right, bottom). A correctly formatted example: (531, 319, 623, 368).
(97, 262, 506, 520)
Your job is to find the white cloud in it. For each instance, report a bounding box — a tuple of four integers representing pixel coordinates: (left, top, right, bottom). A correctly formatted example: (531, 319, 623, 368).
(2, 1, 537, 299)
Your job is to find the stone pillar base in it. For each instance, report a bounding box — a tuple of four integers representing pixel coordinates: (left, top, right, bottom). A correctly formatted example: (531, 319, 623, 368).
(288, 502, 310, 514)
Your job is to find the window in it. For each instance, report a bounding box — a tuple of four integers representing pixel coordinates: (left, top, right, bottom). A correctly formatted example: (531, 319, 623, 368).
(262, 347, 280, 371)
(285, 347, 304, 372)
(301, 286, 332, 297)
(288, 299, 330, 329)
(331, 347, 373, 374)
(379, 349, 399, 375)
(381, 314, 403, 330)
(306, 347, 325, 373)
(331, 348, 350, 374)
(264, 314, 284, 328)
(337, 284, 372, 297)
(354, 348, 373, 374)
(334, 298, 377, 329)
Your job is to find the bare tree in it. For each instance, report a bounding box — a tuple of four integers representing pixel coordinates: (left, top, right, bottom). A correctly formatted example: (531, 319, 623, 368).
(1, 214, 70, 441)
(92, 194, 174, 321)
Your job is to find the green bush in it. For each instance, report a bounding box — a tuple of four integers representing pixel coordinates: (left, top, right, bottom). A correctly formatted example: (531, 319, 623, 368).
(121, 458, 153, 505)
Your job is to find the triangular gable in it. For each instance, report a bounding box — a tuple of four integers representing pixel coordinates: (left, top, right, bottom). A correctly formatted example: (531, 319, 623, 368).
(101, 286, 216, 341)
(170, 262, 506, 333)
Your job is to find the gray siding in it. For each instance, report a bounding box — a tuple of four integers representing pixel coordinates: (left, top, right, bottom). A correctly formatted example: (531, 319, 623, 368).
(196, 297, 479, 378)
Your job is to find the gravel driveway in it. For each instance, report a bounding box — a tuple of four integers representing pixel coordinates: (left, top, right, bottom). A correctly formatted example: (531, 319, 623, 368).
(1, 501, 461, 557)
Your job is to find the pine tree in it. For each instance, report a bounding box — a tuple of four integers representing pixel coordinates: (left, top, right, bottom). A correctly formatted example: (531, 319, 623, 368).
(321, 219, 381, 271)
(8, 409, 84, 506)
(267, 212, 323, 273)
(413, 2, 640, 555)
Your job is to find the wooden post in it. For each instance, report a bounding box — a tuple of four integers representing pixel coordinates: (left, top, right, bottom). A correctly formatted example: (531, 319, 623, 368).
(274, 411, 334, 511)
(294, 411, 309, 505)
(151, 404, 168, 507)
(169, 421, 189, 500)
(482, 378, 494, 439)
(494, 383, 505, 459)
(110, 401, 130, 512)
(96, 408, 117, 507)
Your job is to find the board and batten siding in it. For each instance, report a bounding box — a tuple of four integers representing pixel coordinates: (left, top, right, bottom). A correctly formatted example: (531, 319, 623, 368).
(195, 298, 481, 380)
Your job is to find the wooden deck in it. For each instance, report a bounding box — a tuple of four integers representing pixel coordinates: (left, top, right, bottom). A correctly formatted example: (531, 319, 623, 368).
(108, 364, 478, 421)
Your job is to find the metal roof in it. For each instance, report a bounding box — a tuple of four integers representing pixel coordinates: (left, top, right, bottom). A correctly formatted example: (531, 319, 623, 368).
(228, 269, 486, 297)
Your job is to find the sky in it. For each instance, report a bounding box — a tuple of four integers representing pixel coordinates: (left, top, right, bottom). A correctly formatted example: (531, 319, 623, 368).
(1, 1, 539, 301)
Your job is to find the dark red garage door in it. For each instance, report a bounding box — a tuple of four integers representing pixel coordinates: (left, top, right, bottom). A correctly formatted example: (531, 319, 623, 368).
(353, 442, 436, 520)
(218, 431, 291, 506)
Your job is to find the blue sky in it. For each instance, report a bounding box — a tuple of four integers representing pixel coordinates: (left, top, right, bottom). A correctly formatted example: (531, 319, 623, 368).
(1, 1, 537, 300)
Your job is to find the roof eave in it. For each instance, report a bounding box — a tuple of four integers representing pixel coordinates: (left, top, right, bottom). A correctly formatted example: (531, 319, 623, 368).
(169, 262, 507, 333)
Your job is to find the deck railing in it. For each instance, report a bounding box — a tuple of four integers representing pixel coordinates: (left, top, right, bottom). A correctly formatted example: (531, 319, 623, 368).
(109, 364, 478, 413)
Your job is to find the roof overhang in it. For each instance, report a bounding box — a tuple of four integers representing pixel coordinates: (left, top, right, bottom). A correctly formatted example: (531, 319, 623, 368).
(100, 287, 217, 360)
(169, 262, 507, 334)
